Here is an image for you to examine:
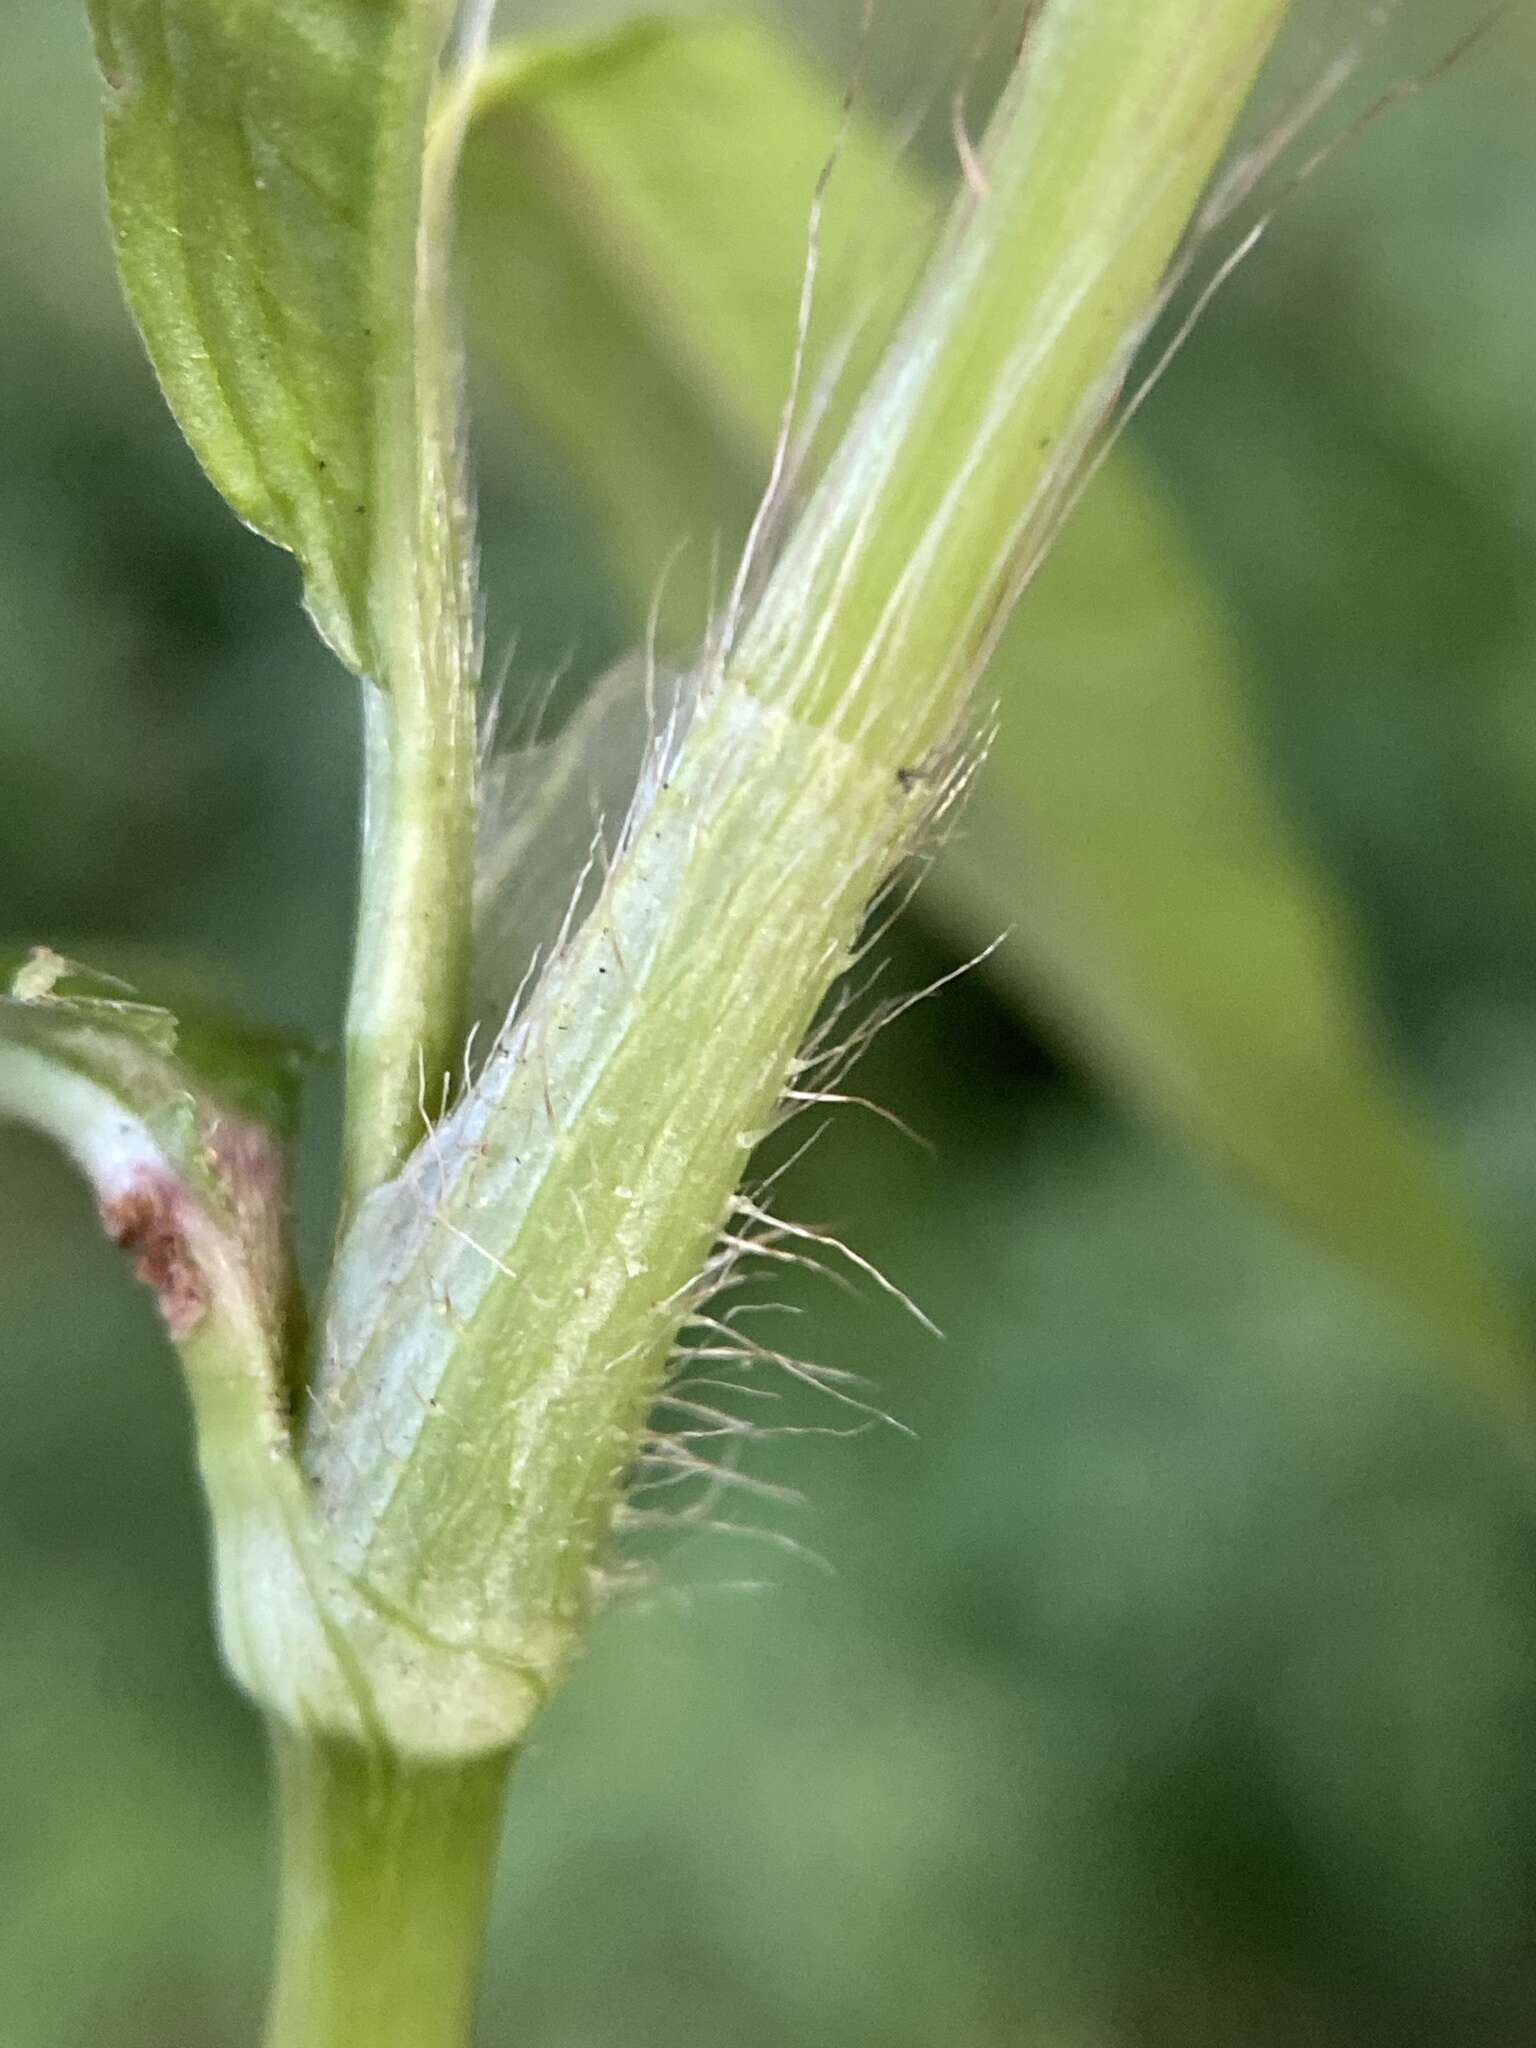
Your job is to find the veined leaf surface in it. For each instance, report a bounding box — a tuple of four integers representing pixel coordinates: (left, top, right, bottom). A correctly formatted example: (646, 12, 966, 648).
(90, 0, 469, 677)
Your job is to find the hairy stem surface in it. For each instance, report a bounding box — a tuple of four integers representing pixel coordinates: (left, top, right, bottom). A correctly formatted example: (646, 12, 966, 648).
(344, 665, 477, 1213)
(310, 0, 1294, 1729)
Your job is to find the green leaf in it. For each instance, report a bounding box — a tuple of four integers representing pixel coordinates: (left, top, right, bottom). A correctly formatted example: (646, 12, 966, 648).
(935, 477, 1533, 1388)
(460, 8, 1529, 1385)
(88, 0, 485, 1199)
(0, 946, 302, 1353)
(0, 942, 318, 1136)
(89, 0, 469, 679)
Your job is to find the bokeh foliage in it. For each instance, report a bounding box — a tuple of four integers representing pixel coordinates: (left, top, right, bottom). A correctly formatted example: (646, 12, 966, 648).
(4, 3, 1536, 2043)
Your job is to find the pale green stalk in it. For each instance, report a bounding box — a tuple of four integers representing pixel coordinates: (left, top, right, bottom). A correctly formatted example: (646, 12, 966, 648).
(346, 634, 475, 1213)
(264, 1737, 511, 2048)
(66, 1, 1292, 2038)
(308, 0, 1292, 1748)
(341, 23, 482, 1214)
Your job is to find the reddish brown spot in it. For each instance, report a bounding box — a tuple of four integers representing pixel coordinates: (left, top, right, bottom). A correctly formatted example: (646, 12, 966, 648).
(99, 1178, 209, 1340)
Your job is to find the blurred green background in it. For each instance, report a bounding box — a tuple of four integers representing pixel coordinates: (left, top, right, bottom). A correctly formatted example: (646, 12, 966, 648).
(6, 3, 1536, 2043)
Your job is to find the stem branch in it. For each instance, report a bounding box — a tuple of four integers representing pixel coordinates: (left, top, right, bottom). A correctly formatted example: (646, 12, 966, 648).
(343, 668, 476, 1214)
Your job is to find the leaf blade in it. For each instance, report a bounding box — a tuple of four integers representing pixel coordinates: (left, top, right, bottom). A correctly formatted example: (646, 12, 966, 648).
(939, 474, 1533, 1385)
(90, 0, 463, 676)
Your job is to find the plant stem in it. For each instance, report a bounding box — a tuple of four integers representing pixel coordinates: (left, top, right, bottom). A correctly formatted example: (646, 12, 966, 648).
(740, 0, 1291, 765)
(308, 0, 1295, 1690)
(339, 23, 483, 1224)
(343, 668, 476, 1215)
(263, 1732, 513, 2048)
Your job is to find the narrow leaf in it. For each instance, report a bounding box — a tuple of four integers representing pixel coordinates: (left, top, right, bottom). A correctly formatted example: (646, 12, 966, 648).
(89, 0, 472, 682)
(936, 477, 1532, 1383)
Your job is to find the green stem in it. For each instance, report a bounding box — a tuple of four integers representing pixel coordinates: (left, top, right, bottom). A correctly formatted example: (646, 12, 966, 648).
(340, 26, 483, 1223)
(343, 665, 476, 1216)
(263, 1733, 513, 2048)
(740, 0, 1291, 762)
(308, 0, 1295, 1693)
